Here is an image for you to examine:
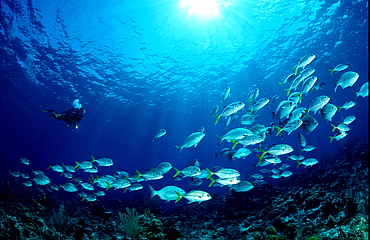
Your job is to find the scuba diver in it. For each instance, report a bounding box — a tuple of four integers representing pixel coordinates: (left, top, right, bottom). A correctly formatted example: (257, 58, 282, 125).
(42, 99, 85, 131)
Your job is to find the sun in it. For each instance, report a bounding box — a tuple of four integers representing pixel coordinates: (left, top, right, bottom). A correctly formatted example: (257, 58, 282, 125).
(180, 0, 222, 18)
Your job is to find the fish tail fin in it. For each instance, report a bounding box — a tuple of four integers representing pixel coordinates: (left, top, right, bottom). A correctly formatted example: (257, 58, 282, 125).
(175, 145, 183, 154)
(354, 90, 359, 99)
(332, 80, 338, 92)
(135, 170, 142, 179)
(271, 111, 276, 119)
(47, 164, 51, 170)
(152, 136, 157, 142)
(330, 123, 337, 132)
(124, 188, 128, 193)
(208, 177, 216, 187)
(90, 155, 96, 162)
(230, 140, 238, 150)
(214, 152, 218, 158)
(292, 67, 298, 75)
(174, 191, 183, 203)
(328, 69, 334, 75)
(299, 93, 303, 103)
(329, 136, 334, 143)
(214, 115, 221, 125)
(81, 196, 86, 202)
(74, 161, 80, 169)
(41, 109, 54, 112)
(258, 148, 267, 159)
(105, 182, 112, 191)
(149, 185, 156, 199)
(275, 126, 283, 136)
(206, 168, 213, 179)
(173, 168, 181, 178)
(284, 88, 291, 96)
(216, 135, 223, 146)
(296, 160, 302, 168)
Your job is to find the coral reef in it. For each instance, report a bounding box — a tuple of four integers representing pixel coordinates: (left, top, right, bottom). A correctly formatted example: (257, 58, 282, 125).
(0, 140, 368, 239)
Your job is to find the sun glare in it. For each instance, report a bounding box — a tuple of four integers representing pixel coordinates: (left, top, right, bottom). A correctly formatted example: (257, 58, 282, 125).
(180, 0, 222, 18)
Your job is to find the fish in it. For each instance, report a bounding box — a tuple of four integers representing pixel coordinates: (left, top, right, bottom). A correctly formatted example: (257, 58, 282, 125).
(329, 131, 348, 143)
(206, 167, 240, 179)
(297, 132, 306, 147)
(80, 182, 94, 191)
(331, 123, 350, 132)
(19, 157, 30, 165)
(342, 116, 356, 125)
(257, 144, 294, 162)
(328, 64, 349, 75)
(124, 183, 143, 193)
(107, 179, 131, 190)
(301, 114, 318, 133)
(249, 98, 270, 112)
(150, 185, 186, 202)
(188, 178, 203, 187)
(209, 177, 240, 187)
(152, 162, 173, 174)
(175, 131, 205, 153)
(152, 129, 166, 142)
(270, 95, 280, 104)
(84, 166, 98, 173)
(281, 171, 293, 177)
(220, 87, 231, 103)
(300, 68, 315, 78)
(308, 95, 330, 114)
(300, 76, 317, 98)
(229, 181, 254, 192)
(22, 180, 32, 187)
(216, 128, 253, 145)
(280, 73, 296, 85)
(173, 166, 201, 178)
(209, 105, 220, 115)
(275, 119, 303, 136)
(9, 170, 21, 177)
(240, 113, 260, 125)
(339, 101, 356, 111)
(229, 147, 252, 160)
(273, 100, 296, 120)
(296, 158, 319, 168)
(135, 169, 163, 180)
(60, 182, 78, 192)
(292, 54, 316, 75)
(32, 170, 45, 175)
(289, 107, 307, 122)
(95, 191, 105, 197)
(286, 75, 305, 96)
(82, 194, 97, 202)
(175, 190, 212, 203)
(250, 173, 264, 180)
(246, 88, 259, 103)
(91, 156, 113, 167)
(61, 172, 73, 179)
(189, 159, 200, 168)
(299, 145, 316, 153)
(215, 148, 230, 158)
(214, 101, 245, 124)
(231, 135, 264, 149)
(74, 161, 93, 170)
(334, 71, 360, 92)
(62, 163, 76, 173)
(47, 164, 64, 173)
(320, 103, 338, 121)
(355, 82, 368, 98)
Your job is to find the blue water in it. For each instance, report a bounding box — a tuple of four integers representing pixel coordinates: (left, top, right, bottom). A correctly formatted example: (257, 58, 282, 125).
(0, 0, 368, 206)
